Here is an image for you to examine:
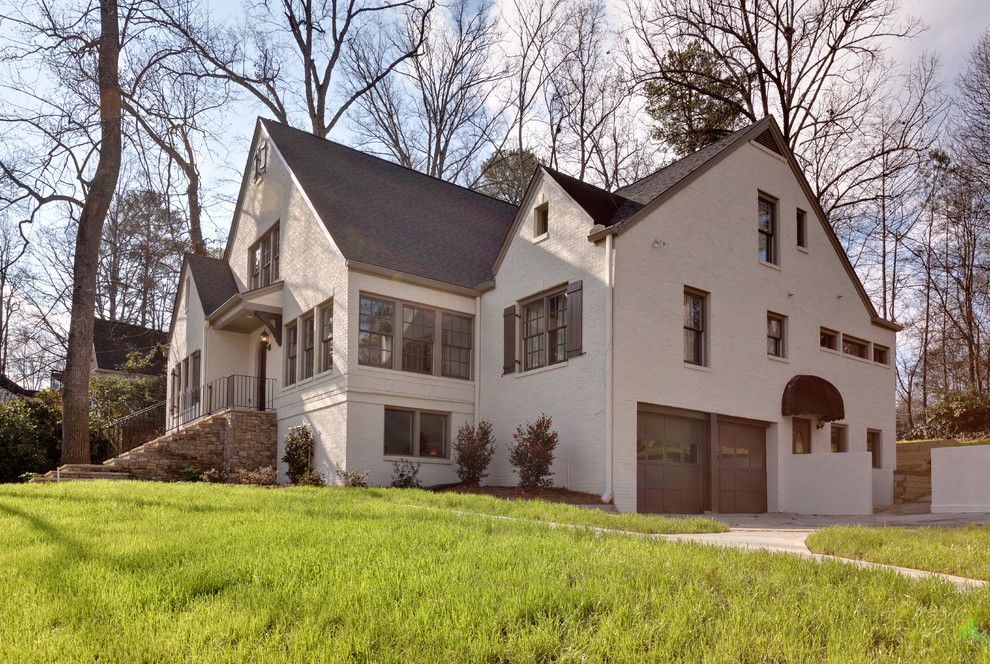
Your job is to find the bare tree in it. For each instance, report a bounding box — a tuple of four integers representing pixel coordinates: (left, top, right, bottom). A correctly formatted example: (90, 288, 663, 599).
(352, 0, 507, 186)
(151, 0, 434, 138)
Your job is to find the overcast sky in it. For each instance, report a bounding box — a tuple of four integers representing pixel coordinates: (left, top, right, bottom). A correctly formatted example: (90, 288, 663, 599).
(894, 0, 990, 81)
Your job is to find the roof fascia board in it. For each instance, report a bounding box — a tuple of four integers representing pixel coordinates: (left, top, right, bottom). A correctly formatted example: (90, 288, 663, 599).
(346, 260, 480, 297)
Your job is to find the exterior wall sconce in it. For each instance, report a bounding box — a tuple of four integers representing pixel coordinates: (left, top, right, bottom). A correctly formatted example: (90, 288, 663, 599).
(260, 330, 272, 351)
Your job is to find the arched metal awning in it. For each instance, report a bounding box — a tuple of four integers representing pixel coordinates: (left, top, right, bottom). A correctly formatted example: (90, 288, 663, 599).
(781, 375, 844, 422)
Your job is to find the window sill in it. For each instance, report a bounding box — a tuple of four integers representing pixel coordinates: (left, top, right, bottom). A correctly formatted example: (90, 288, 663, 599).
(758, 260, 782, 272)
(532, 232, 549, 244)
(767, 354, 789, 364)
(797, 246, 809, 254)
(820, 346, 840, 356)
(842, 353, 874, 366)
(515, 360, 568, 378)
(384, 455, 452, 466)
(682, 362, 711, 373)
(358, 364, 474, 384)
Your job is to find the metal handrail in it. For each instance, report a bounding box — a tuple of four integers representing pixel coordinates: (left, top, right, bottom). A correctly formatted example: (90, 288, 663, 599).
(167, 374, 276, 430)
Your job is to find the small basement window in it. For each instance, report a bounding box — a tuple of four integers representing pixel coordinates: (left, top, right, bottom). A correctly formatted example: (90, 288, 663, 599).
(873, 344, 889, 365)
(842, 335, 868, 359)
(820, 327, 838, 351)
(534, 202, 549, 237)
(384, 408, 448, 458)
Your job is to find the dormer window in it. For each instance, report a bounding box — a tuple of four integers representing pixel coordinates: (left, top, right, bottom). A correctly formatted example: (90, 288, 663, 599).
(250, 223, 280, 290)
(534, 202, 548, 237)
(253, 141, 268, 181)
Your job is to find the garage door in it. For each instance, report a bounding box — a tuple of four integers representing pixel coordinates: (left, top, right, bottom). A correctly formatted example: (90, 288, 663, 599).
(636, 410, 706, 514)
(716, 420, 767, 513)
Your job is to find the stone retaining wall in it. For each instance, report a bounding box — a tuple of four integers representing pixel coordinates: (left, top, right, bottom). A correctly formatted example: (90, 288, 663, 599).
(894, 439, 962, 503)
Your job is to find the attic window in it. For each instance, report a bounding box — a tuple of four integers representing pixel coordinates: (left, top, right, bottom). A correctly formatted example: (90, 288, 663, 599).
(254, 141, 268, 181)
(534, 203, 549, 238)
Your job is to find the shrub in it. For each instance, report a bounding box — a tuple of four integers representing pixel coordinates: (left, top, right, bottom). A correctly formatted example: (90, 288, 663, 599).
(390, 459, 421, 488)
(0, 399, 51, 483)
(178, 467, 203, 482)
(509, 414, 558, 489)
(452, 421, 496, 485)
(335, 464, 369, 488)
(297, 469, 324, 486)
(282, 425, 318, 484)
(201, 468, 222, 483)
(229, 466, 278, 486)
(927, 390, 990, 437)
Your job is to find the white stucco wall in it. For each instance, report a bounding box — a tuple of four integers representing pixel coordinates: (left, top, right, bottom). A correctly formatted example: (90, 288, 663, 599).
(932, 446, 990, 513)
(610, 140, 897, 514)
(479, 173, 609, 494)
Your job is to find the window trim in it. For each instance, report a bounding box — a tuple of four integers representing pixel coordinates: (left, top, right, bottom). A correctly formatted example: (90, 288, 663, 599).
(758, 193, 778, 265)
(383, 407, 450, 459)
(284, 321, 298, 386)
(520, 287, 568, 372)
(830, 423, 847, 453)
(796, 208, 808, 249)
(534, 202, 549, 238)
(249, 222, 280, 291)
(319, 299, 334, 374)
(767, 312, 786, 358)
(683, 287, 708, 367)
(867, 429, 882, 469)
(358, 292, 473, 380)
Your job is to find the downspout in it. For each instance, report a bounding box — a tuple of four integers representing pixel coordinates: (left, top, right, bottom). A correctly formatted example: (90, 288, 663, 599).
(474, 295, 482, 425)
(602, 232, 615, 503)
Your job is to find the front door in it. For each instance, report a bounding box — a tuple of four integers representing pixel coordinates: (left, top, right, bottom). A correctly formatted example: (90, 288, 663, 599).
(256, 341, 267, 410)
(636, 410, 706, 514)
(715, 419, 768, 513)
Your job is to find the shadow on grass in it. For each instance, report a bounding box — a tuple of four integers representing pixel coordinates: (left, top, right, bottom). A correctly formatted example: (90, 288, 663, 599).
(0, 500, 90, 561)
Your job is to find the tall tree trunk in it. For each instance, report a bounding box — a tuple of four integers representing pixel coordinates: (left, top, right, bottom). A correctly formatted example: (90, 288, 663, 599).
(61, 0, 122, 464)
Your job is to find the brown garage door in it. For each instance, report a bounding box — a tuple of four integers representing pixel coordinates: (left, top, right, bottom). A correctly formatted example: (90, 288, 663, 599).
(637, 410, 706, 514)
(716, 419, 767, 513)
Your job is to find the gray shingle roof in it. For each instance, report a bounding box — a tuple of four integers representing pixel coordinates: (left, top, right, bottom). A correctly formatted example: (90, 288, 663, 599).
(187, 253, 239, 315)
(260, 119, 518, 290)
(93, 318, 167, 375)
(542, 167, 640, 226)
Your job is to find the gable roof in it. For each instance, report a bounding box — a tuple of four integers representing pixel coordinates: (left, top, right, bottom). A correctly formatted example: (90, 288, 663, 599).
(258, 119, 518, 290)
(542, 167, 640, 226)
(186, 253, 239, 316)
(93, 318, 167, 375)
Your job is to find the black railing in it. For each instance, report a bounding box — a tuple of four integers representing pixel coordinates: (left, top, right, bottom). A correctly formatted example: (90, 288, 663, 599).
(101, 401, 167, 456)
(168, 374, 276, 430)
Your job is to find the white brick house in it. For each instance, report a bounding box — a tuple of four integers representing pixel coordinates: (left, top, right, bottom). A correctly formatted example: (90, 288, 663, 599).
(167, 116, 899, 515)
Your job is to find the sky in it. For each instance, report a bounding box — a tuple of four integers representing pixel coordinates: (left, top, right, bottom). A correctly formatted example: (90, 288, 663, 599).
(893, 0, 990, 84)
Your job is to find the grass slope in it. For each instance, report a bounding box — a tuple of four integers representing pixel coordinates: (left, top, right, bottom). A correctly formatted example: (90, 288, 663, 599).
(808, 525, 990, 582)
(0, 482, 988, 662)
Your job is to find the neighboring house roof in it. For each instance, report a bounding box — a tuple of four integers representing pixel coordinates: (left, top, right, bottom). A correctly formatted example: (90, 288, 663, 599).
(93, 318, 167, 375)
(0, 373, 35, 398)
(186, 253, 239, 315)
(259, 119, 518, 290)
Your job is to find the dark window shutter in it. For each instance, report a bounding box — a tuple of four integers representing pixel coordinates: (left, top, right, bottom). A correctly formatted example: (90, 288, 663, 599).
(566, 280, 583, 358)
(503, 305, 516, 374)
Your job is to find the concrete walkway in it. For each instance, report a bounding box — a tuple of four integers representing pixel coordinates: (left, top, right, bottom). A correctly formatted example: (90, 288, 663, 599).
(658, 527, 986, 591)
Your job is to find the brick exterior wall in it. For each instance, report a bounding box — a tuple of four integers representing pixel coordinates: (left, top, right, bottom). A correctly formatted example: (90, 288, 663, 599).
(105, 408, 276, 481)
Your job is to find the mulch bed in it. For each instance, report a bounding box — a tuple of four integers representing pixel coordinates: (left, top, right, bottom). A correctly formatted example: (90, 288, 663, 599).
(431, 483, 606, 505)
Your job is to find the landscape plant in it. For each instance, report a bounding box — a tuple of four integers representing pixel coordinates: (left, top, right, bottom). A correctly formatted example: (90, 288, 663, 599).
(452, 420, 496, 485)
(335, 464, 369, 488)
(282, 425, 323, 485)
(390, 459, 421, 488)
(509, 414, 558, 489)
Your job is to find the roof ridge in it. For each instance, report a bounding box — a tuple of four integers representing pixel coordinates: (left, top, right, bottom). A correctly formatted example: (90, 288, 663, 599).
(615, 119, 765, 196)
(541, 165, 632, 202)
(259, 118, 518, 210)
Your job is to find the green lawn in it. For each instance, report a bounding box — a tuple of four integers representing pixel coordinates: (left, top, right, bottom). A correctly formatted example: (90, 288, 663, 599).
(807, 525, 990, 582)
(2, 483, 989, 662)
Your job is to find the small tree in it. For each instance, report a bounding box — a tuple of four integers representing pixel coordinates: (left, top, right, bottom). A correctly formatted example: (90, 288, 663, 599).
(509, 414, 558, 489)
(452, 421, 496, 485)
(282, 425, 323, 485)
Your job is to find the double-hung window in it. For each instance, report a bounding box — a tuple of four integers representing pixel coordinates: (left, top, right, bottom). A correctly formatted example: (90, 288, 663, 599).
(250, 224, 280, 290)
(285, 322, 298, 385)
(320, 301, 333, 372)
(683, 288, 706, 366)
(301, 314, 315, 380)
(522, 290, 566, 370)
(358, 295, 395, 369)
(767, 313, 785, 358)
(758, 196, 777, 264)
(401, 305, 435, 374)
(441, 313, 472, 379)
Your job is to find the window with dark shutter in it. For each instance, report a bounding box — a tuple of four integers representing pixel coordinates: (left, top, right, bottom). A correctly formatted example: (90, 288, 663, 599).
(503, 305, 516, 374)
(566, 280, 583, 358)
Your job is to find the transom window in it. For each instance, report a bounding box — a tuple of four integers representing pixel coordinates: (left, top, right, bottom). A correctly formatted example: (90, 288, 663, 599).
(301, 314, 315, 380)
(320, 301, 333, 372)
(522, 290, 566, 371)
(820, 327, 838, 350)
(358, 294, 473, 379)
(683, 288, 706, 366)
(767, 313, 785, 358)
(758, 195, 777, 264)
(383, 408, 448, 458)
(830, 424, 847, 453)
(250, 223, 280, 290)
(842, 335, 868, 359)
(873, 344, 889, 365)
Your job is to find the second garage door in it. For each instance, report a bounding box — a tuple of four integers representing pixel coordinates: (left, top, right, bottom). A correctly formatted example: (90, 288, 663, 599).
(715, 419, 768, 513)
